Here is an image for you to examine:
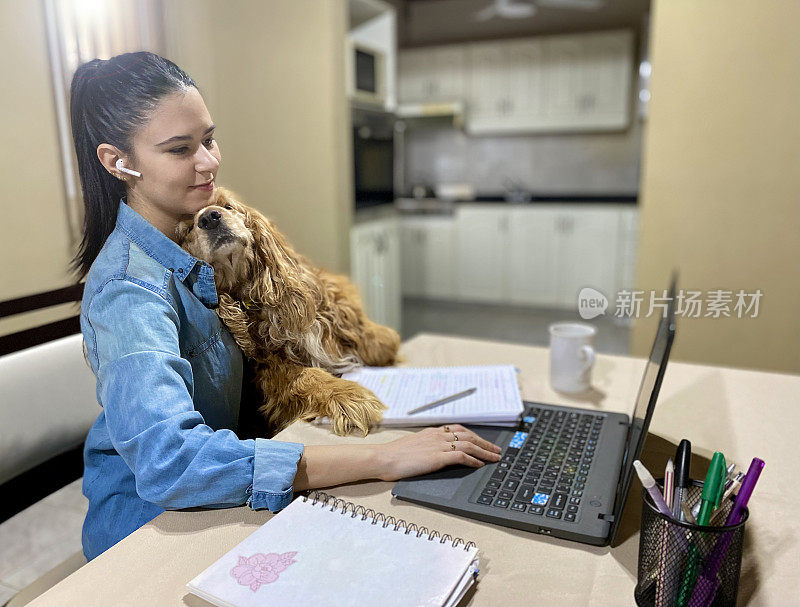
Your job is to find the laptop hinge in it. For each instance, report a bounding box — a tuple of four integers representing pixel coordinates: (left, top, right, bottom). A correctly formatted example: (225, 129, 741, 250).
(598, 513, 615, 522)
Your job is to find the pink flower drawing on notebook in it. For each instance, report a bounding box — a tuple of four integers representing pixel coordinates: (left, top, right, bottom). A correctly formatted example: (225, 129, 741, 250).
(229, 551, 298, 591)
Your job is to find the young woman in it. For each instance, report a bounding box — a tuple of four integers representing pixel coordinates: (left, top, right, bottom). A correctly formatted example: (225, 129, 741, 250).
(70, 52, 501, 561)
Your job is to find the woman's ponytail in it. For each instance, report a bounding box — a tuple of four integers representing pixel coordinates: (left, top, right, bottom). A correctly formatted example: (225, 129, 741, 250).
(68, 52, 197, 278)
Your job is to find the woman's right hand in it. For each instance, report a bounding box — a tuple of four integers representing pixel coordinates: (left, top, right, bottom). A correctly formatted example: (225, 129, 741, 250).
(374, 424, 503, 482)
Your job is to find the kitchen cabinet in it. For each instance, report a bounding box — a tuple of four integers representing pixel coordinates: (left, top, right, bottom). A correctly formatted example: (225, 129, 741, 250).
(468, 39, 546, 133)
(350, 217, 401, 331)
(506, 208, 561, 306)
(455, 206, 508, 302)
(400, 216, 457, 299)
(398, 29, 634, 134)
(541, 31, 634, 131)
(449, 204, 636, 309)
(398, 45, 467, 103)
(616, 207, 639, 295)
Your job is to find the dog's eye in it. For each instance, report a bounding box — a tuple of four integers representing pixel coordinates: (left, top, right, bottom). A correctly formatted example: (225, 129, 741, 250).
(225, 205, 232, 210)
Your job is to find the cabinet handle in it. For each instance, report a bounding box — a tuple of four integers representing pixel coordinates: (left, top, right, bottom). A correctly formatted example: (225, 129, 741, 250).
(375, 234, 387, 254)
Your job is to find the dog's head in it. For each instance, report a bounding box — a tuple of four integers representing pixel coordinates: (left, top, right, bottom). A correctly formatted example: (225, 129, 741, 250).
(177, 187, 318, 324)
(177, 187, 256, 295)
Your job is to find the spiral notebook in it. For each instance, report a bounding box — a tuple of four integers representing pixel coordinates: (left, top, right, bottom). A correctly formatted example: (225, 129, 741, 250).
(324, 364, 523, 427)
(187, 492, 480, 607)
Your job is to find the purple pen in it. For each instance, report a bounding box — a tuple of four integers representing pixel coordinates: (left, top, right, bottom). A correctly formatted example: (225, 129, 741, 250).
(688, 457, 764, 607)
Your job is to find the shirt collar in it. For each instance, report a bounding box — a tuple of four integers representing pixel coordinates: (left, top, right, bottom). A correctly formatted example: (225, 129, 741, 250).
(116, 198, 218, 307)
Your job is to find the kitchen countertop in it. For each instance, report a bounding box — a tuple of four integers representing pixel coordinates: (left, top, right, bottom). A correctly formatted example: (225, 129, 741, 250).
(394, 193, 638, 216)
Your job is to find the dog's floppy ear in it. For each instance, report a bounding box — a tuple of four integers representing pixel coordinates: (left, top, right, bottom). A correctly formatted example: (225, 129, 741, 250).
(242, 207, 320, 333)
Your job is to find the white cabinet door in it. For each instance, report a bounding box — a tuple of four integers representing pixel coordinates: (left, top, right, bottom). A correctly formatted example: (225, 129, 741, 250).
(398, 49, 427, 102)
(430, 46, 467, 100)
(401, 217, 457, 300)
(350, 218, 401, 331)
(456, 206, 507, 302)
(419, 217, 457, 300)
(398, 46, 467, 103)
(507, 208, 560, 307)
(543, 31, 633, 131)
(400, 221, 425, 298)
(542, 36, 585, 125)
(467, 42, 508, 132)
(616, 207, 639, 295)
(505, 39, 546, 127)
(556, 209, 620, 307)
(581, 31, 632, 125)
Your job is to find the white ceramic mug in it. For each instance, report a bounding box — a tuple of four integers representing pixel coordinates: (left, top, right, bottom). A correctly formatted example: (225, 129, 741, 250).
(549, 322, 597, 393)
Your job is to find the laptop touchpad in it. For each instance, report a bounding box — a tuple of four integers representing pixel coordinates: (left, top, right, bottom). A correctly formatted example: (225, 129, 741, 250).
(395, 426, 508, 499)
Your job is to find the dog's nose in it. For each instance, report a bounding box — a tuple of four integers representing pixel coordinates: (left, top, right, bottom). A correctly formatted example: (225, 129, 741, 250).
(198, 209, 222, 230)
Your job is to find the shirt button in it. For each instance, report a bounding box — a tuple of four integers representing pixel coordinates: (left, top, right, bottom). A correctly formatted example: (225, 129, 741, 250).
(178, 268, 184, 273)
(169, 268, 174, 272)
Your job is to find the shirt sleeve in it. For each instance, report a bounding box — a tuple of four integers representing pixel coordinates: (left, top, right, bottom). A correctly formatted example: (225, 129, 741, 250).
(85, 278, 303, 512)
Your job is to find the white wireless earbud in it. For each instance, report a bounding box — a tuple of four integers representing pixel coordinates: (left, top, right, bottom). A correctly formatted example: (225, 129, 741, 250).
(115, 158, 142, 178)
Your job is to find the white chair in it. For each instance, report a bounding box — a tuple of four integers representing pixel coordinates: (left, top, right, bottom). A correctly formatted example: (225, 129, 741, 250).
(1, 332, 99, 606)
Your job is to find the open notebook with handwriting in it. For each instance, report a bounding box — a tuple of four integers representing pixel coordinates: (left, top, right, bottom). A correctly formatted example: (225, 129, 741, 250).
(317, 364, 524, 427)
(314, 365, 524, 426)
(187, 492, 480, 607)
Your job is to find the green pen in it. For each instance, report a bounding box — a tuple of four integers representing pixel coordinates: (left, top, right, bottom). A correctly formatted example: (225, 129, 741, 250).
(696, 452, 727, 526)
(678, 452, 726, 607)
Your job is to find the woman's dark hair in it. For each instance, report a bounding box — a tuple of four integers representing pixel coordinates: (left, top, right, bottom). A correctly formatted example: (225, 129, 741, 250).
(69, 51, 197, 278)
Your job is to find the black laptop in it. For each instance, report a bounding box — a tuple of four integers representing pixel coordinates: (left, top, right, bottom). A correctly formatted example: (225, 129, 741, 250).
(392, 279, 676, 546)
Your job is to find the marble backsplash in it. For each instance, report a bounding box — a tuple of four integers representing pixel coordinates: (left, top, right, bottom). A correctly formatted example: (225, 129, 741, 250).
(402, 118, 643, 195)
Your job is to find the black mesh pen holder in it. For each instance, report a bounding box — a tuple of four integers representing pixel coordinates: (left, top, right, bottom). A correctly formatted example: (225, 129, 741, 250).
(634, 479, 748, 607)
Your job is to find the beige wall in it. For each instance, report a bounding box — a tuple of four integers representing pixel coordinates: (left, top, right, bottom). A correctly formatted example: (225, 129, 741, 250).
(0, 0, 80, 332)
(1, 0, 352, 337)
(632, 0, 800, 372)
(166, 0, 353, 275)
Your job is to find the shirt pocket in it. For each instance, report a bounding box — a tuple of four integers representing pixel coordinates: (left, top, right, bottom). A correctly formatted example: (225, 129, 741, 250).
(186, 329, 223, 358)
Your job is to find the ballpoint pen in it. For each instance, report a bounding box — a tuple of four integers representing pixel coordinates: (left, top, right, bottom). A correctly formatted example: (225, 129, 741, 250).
(664, 458, 675, 513)
(680, 503, 698, 525)
(657, 458, 675, 607)
(634, 461, 690, 556)
(688, 458, 765, 607)
(673, 440, 691, 520)
(709, 471, 744, 525)
(678, 452, 727, 607)
(407, 387, 477, 415)
(692, 462, 735, 519)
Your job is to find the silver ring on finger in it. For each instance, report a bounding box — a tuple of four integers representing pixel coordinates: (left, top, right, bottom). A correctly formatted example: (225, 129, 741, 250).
(443, 425, 450, 433)
(451, 432, 458, 442)
(450, 442, 456, 451)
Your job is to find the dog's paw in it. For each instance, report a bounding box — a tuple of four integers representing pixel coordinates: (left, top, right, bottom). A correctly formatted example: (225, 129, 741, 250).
(359, 324, 401, 367)
(328, 381, 386, 437)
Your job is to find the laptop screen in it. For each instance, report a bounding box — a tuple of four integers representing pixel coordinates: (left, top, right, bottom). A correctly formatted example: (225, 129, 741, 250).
(609, 277, 676, 542)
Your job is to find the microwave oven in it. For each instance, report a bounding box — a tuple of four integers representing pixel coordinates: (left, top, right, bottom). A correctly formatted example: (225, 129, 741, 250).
(346, 39, 386, 106)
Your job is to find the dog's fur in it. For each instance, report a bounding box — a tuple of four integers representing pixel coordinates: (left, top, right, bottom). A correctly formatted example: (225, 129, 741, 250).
(177, 187, 399, 436)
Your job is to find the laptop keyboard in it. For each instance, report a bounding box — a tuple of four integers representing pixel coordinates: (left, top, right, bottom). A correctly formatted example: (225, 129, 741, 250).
(475, 408, 604, 523)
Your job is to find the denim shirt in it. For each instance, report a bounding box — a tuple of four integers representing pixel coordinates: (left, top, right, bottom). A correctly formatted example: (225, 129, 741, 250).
(80, 199, 304, 561)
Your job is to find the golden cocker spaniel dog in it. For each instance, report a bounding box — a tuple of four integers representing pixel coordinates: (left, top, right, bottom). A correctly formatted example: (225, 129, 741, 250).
(177, 187, 399, 437)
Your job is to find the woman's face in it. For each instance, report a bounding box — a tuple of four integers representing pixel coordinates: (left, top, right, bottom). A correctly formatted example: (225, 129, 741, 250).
(119, 87, 221, 233)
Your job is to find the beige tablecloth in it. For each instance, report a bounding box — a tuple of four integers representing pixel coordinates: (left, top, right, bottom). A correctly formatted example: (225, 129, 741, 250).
(28, 334, 800, 606)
